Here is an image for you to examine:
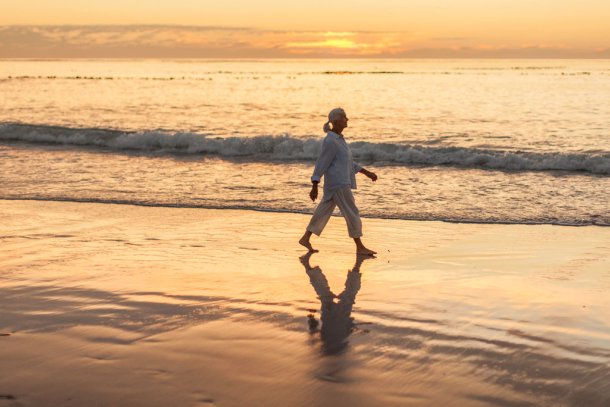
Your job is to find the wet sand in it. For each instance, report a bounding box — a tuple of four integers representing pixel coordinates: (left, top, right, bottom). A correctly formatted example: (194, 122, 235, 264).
(1, 200, 610, 406)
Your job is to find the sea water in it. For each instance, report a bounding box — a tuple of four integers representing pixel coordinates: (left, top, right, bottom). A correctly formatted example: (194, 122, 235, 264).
(1, 59, 609, 225)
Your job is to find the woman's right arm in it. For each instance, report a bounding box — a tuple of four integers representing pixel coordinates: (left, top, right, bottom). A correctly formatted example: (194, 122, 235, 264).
(309, 139, 337, 201)
(311, 139, 338, 184)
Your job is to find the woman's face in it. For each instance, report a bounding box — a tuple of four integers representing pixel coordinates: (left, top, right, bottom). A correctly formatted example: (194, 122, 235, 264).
(334, 113, 349, 130)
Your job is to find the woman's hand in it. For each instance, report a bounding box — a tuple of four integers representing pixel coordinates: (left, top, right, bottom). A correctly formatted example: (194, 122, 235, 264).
(360, 168, 377, 182)
(310, 183, 319, 202)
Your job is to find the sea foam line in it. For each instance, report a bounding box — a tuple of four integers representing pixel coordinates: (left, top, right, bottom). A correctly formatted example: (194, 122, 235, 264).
(1, 123, 609, 175)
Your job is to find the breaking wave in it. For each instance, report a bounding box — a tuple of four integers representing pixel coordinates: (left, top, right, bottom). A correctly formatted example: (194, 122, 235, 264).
(1, 123, 609, 175)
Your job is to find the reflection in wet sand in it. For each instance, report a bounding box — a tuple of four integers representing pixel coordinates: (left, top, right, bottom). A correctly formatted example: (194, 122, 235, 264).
(301, 253, 371, 355)
(1, 267, 610, 405)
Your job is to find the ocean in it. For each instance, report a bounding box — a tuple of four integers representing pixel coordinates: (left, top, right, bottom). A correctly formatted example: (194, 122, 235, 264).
(1, 59, 609, 225)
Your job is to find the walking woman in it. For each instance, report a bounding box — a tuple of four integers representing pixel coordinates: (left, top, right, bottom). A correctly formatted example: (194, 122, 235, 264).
(299, 108, 377, 255)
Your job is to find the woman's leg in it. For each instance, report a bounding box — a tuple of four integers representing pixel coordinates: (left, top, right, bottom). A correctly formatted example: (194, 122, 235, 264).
(306, 198, 337, 236)
(332, 188, 362, 238)
(299, 198, 337, 252)
(333, 188, 376, 255)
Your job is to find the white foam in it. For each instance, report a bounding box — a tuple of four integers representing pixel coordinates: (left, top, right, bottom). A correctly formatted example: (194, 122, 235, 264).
(1, 123, 609, 175)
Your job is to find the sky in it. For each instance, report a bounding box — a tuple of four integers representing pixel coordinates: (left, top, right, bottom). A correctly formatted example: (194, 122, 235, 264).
(1, 0, 609, 58)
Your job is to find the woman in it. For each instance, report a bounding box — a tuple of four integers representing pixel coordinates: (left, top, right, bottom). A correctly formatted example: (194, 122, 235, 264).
(299, 108, 377, 255)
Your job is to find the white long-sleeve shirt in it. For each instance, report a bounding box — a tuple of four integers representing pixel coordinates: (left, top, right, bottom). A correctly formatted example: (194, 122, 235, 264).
(311, 131, 362, 199)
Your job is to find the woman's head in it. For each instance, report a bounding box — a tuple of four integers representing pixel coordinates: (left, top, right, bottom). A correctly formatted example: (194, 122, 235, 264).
(323, 107, 349, 133)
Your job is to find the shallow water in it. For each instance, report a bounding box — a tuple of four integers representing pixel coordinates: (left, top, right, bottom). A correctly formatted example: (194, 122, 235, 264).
(1, 143, 608, 225)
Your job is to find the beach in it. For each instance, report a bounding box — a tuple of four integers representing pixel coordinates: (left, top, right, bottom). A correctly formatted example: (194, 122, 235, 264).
(2, 199, 610, 406)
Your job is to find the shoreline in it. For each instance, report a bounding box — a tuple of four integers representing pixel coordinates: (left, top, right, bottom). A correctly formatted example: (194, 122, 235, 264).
(2, 197, 608, 227)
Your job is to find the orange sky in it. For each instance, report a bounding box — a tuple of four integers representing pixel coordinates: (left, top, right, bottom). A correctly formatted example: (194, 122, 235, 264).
(1, 1, 609, 58)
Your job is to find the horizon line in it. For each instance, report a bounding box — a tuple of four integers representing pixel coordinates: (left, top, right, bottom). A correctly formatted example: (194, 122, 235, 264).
(2, 56, 609, 60)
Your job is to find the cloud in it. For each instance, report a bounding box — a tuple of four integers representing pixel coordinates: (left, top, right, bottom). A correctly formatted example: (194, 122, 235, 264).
(0, 25, 281, 58)
(391, 46, 610, 59)
(0, 25, 410, 57)
(0, 25, 607, 58)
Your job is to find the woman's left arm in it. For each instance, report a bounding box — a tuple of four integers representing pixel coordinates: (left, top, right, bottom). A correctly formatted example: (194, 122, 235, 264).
(358, 167, 377, 182)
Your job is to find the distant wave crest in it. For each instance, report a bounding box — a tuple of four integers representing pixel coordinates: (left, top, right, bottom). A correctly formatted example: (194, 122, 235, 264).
(1, 123, 609, 175)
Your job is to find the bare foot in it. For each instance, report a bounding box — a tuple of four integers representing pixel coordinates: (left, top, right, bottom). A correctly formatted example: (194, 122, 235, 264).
(356, 247, 376, 256)
(299, 236, 319, 253)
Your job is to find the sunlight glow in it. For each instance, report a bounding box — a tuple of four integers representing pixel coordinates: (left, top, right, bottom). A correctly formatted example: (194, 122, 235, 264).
(286, 39, 363, 49)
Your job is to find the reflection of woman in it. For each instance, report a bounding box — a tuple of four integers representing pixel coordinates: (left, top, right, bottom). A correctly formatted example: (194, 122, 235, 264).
(301, 253, 370, 355)
(299, 108, 377, 255)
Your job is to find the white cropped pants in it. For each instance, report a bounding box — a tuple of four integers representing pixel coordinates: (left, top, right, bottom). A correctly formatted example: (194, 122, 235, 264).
(307, 187, 363, 238)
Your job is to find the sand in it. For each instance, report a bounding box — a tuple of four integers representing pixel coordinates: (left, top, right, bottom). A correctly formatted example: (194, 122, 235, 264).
(1, 199, 610, 406)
